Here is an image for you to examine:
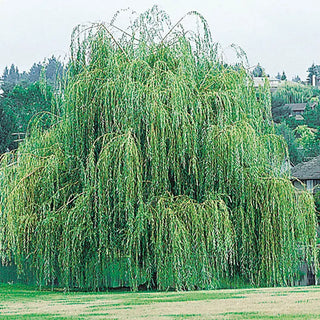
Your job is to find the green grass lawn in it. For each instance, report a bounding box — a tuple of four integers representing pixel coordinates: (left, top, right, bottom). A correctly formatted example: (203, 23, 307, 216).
(0, 284, 320, 319)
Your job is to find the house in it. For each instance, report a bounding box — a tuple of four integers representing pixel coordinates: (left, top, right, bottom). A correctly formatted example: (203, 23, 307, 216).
(291, 155, 320, 192)
(286, 103, 308, 116)
(284, 102, 317, 120)
(253, 77, 284, 93)
(291, 156, 320, 286)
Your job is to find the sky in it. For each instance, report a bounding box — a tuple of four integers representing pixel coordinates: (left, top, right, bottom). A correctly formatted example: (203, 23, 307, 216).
(0, 0, 320, 81)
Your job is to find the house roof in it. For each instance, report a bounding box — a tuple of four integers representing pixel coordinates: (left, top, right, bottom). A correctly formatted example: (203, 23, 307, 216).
(284, 102, 317, 112)
(284, 103, 307, 112)
(291, 155, 320, 180)
(252, 77, 283, 89)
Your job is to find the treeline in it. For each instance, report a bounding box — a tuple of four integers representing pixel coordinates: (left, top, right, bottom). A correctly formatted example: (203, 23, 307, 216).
(1, 56, 64, 92)
(0, 56, 64, 153)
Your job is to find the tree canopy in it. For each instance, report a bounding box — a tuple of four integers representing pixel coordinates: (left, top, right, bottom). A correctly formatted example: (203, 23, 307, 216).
(252, 63, 264, 77)
(280, 71, 287, 81)
(1, 56, 64, 94)
(0, 82, 53, 153)
(307, 63, 320, 85)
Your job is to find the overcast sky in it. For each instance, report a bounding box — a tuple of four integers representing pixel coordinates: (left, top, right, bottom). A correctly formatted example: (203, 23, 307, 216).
(1, 0, 320, 80)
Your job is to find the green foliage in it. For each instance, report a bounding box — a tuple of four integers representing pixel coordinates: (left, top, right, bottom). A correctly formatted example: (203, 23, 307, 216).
(0, 82, 53, 153)
(0, 59, 59, 154)
(271, 81, 320, 163)
(292, 125, 320, 159)
(252, 63, 264, 77)
(302, 101, 320, 129)
(0, 105, 15, 153)
(1, 83, 52, 132)
(292, 75, 301, 83)
(271, 82, 320, 124)
(0, 7, 317, 291)
(313, 190, 320, 221)
(1, 65, 20, 93)
(275, 123, 302, 165)
(281, 71, 287, 81)
(45, 56, 64, 86)
(28, 63, 42, 83)
(294, 125, 315, 149)
(307, 63, 320, 85)
(1, 56, 64, 93)
(272, 82, 318, 109)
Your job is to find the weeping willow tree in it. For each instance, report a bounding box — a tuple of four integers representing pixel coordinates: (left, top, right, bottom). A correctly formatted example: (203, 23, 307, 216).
(0, 6, 317, 290)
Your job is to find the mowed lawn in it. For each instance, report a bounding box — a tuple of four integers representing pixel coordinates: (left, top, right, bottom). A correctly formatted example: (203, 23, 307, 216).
(0, 284, 320, 319)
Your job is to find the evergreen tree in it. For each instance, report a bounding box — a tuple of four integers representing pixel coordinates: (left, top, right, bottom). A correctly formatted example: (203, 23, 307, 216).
(0, 105, 14, 153)
(1, 66, 9, 82)
(1, 64, 20, 93)
(28, 63, 42, 83)
(8, 64, 19, 84)
(45, 56, 64, 86)
(307, 63, 320, 85)
(0, 82, 53, 152)
(281, 71, 287, 81)
(252, 63, 264, 77)
(292, 75, 301, 83)
(275, 123, 303, 164)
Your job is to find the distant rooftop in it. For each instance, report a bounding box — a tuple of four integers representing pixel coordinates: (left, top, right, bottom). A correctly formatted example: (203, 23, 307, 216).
(284, 102, 317, 113)
(252, 77, 287, 92)
(284, 103, 307, 112)
(291, 156, 320, 180)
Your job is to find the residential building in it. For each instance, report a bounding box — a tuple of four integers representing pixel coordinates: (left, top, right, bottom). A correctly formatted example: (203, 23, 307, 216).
(291, 155, 320, 192)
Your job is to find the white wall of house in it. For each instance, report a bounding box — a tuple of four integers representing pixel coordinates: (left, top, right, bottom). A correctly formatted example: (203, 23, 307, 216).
(307, 180, 313, 191)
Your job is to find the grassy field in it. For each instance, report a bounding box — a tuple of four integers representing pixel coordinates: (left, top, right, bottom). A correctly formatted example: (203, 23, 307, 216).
(0, 284, 320, 319)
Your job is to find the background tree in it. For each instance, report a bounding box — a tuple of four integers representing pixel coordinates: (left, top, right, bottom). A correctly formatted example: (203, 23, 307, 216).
(302, 98, 320, 128)
(0, 105, 14, 153)
(280, 71, 287, 81)
(0, 83, 52, 133)
(1, 56, 65, 92)
(1, 64, 20, 93)
(45, 56, 64, 86)
(307, 63, 320, 85)
(252, 63, 264, 77)
(0, 57, 64, 154)
(292, 75, 301, 83)
(28, 63, 42, 83)
(293, 125, 320, 159)
(0, 82, 53, 153)
(2, 66, 9, 82)
(271, 82, 319, 124)
(275, 123, 303, 164)
(271, 81, 320, 163)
